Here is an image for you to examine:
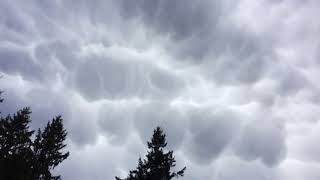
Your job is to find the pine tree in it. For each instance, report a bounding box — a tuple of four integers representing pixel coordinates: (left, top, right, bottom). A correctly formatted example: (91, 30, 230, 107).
(0, 108, 35, 180)
(0, 90, 3, 103)
(33, 116, 70, 180)
(116, 127, 186, 180)
(0, 93, 69, 180)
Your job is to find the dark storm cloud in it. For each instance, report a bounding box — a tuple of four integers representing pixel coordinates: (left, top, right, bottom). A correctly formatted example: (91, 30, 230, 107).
(115, 0, 275, 87)
(0, 44, 43, 81)
(117, 0, 221, 41)
(185, 108, 240, 164)
(202, 51, 271, 85)
(1, 0, 320, 179)
(0, 1, 35, 44)
(34, 40, 81, 69)
(72, 57, 185, 101)
(233, 119, 286, 166)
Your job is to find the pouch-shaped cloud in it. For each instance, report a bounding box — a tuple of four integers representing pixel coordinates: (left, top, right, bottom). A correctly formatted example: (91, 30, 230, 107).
(1, 0, 320, 179)
(134, 102, 187, 150)
(233, 119, 286, 166)
(73, 56, 185, 101)
(185, 108, 240, 164)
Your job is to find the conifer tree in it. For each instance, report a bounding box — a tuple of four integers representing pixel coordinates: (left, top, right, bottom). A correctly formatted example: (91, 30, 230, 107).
(116, 127, 186, 180)
(0, 91, 3, 103)
(0, 93, 69, 180)
(0, 108, 35, 180)
(33, 116, 69, 180)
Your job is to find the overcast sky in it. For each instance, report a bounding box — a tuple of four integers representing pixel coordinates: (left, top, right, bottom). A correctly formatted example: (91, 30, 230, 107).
(1, 0, 320, 179)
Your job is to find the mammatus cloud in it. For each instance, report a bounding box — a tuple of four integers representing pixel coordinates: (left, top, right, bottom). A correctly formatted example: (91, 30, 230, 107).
(1, 0, 320, 179)
(233, 118, 286, 166)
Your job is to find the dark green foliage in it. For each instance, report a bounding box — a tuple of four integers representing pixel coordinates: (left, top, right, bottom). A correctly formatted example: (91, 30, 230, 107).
(0, 95, 69, 180)
(33, 116, 70, 180)
(0, 108, 35, 180)
(116, 127, 186, 180)
(0, 91, 3, 114)
(0, 91, 3, 103)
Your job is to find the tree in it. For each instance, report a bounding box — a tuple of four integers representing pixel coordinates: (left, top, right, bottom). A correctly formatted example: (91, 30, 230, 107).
(0, 90, 3, 103)
(33, 116, 70, 180)
(116, 127, 186, 180)
(0, 108, 35, 180)
(0, 94, 69, 180)
(0, 90, 3, 114)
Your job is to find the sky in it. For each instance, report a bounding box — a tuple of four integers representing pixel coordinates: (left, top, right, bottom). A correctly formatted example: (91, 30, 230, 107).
(0, 0, 320, 179)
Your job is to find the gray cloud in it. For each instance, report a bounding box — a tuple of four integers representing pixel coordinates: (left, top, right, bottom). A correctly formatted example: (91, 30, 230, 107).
(98, 102, 135, 145)
(215, 156, 279, 180)
(72, 56, 185, 101)
(115, 0, 277, 88)
(134, 102, 187, 150)
(185, 108, 240, 164)
(1, 0, 320, 179)
(116, 0, 221, 41)
(233, 118, 286, 166)
(0, 44, 43, 81)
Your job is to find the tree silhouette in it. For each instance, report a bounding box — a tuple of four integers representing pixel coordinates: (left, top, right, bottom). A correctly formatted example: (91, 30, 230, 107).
(33, 116, 69, 180)
(0, 94, 69, 180)
(0, 90, 3, 103)
(0, 108, 35, 180)
(116, 127, 186, 180)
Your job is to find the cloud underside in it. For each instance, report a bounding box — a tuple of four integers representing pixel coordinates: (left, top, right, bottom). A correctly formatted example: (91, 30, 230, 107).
(1, 0, 320, 179)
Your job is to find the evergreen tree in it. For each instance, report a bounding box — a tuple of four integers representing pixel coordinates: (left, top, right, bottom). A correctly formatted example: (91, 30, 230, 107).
(116, 127, 186, 180)
(33, 116, 70, 180)
(0, 94, 69, 180)
(0, 90, 3, 103)
(0, 108, 35, 180)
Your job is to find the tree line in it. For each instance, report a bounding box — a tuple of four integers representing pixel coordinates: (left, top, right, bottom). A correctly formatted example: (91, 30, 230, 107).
(0, 91, 69, 180)
(0, 90, 186, 180)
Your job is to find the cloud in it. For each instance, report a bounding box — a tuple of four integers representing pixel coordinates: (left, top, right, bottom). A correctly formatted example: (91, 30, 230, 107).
(1, 0, 320, 179)
(233, 118, 286, 166)
(134, 102, 187, 150)
(185, 108, 240, 164)
(116, 0, 220, 41)
(0, 44, 43, 82)
(215, 156, 278, 180)
(72, 56, 185, 101)
(98, 101, 135, 145)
